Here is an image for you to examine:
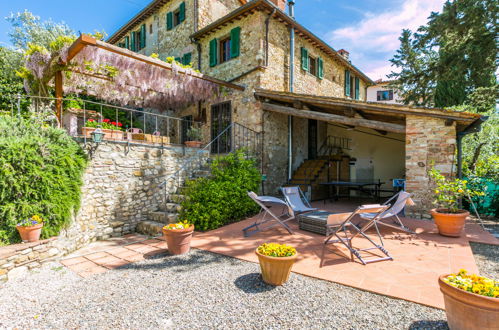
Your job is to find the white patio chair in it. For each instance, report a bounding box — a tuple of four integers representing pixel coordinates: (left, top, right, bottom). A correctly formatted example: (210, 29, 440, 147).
(243, 192, 295, 237)
(359, 191, 416, 245)
(280, 186, 317, 215)
(322, 204, 393, 265)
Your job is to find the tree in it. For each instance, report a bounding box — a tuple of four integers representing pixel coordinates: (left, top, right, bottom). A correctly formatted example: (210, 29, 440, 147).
(389, 0, 497, 109)
(0, 47, 26, 112)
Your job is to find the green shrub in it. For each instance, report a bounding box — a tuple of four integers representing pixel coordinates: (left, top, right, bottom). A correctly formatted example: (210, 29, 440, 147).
(0, 116, 87, 245)
(180, 150, 261, 231)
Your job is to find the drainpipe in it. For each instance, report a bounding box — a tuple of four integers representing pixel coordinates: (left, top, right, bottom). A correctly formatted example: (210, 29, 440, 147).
(287, 0, 295, 181)
(265, 8, 277, 66)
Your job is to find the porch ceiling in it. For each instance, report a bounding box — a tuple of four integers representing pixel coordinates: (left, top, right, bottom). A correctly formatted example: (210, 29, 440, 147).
(255, 89, 482, 133)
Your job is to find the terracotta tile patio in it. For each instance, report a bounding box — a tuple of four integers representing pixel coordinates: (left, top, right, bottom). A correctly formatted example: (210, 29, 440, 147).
(190, 200, 498, 310)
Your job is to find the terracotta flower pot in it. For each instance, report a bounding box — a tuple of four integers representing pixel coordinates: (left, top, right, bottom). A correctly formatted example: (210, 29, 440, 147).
(255, 249, 298, 286)
(185, 141, 202, 148)
(439, 274, 499, 330)
(162, 225, 194, 255)
(82, 126, 96, 138)
(102, 129, 124, 141)
(16, 223, 43, 242)
(431, 209, 469, 237)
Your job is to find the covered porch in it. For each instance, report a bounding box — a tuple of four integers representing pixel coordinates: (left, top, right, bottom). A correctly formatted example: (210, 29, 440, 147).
(254, 89, 483, 214)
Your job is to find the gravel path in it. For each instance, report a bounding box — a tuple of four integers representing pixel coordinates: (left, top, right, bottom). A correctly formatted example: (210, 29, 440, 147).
(0, 249, 447, 330)
(470, 242, 499, 279)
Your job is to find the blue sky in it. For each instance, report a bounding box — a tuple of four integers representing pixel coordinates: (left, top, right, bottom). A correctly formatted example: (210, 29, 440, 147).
(0, 0, 444, 80)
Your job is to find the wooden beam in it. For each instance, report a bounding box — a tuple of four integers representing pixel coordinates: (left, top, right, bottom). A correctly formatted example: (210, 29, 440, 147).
(355, 109, 387, 135)
(65, 34, 97, 63)
(262, 102, 406, 134)
(55, 70, 63, 127)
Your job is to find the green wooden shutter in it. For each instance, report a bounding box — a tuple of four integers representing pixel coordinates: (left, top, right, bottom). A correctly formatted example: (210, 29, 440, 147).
(230, 27, 241, 58)
(140, 24, 146, 49)
(130, 32, 136, 52)
(209, 38, 218, 67)
(354, 77, 360, 100)
(125, 36, 130, 49)
(317, 57, 324, 79)
(175, 57, 181, 63)
(301, 47, 309, 71)
(182, 52, 192, 66)
(179, 2, 186, 22)
(344, 70, 351, 97)
(167, 12, 173, 30)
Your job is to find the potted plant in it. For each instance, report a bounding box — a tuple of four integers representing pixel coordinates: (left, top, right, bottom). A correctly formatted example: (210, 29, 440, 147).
(83, 119, 124, 140)
(16, 215, 44, 242)
(162, 220, 195, 255)
(255, 243, 298, 286)
(185, 127, 203, 148)
(428, 167, 483, 237)
(439, 269, 498, 330)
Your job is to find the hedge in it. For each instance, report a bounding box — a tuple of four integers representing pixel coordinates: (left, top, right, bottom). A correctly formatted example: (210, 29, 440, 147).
(0, 116, 87, 245)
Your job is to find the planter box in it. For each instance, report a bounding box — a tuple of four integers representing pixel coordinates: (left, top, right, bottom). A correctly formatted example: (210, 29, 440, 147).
(127, 132, 146, 141)
(439, 274, 499, 330)
(82, 127, 123, 141)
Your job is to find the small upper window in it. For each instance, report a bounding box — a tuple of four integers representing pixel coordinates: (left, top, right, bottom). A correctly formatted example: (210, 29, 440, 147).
(308, 56, 317, 77)
(219, 37, 231, 64)
(149, 24, 153, 34)
(377, 90, 394, 101)
(174, 9, 181, 27)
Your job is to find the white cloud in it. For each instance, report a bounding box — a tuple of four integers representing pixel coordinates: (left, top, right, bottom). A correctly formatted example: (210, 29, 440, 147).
(326, 0, 443, 81)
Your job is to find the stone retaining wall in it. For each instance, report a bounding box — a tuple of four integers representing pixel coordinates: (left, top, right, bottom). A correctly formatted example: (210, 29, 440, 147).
(0, 238, 61, 282)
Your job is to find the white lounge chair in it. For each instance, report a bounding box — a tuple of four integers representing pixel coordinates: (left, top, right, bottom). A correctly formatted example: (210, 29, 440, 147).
(243, 192, 295, 237)
(322, 204, 393, 265)
(359, 191, 415, 245)
(280, 186, 317, 215)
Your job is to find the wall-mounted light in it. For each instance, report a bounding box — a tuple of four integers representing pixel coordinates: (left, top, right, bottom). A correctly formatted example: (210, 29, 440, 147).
(91, 126, 105, 144)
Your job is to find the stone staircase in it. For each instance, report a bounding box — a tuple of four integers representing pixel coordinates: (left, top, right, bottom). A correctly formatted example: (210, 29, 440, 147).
(135, 164, 211, 236)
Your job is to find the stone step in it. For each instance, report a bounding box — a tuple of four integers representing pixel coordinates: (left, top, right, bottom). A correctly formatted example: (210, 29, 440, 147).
(159, 202, 182, 213)
(136, 220, 163, 236)
(167, 194, 185, 203)
(149, 211, 178, 224)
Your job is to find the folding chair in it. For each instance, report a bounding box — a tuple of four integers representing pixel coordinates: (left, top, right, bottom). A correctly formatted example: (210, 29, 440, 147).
(322, 204, 392, 265)
(359, 191, 416, 245)
(243, 192, 295, 237)
(280, 186, 317, 215)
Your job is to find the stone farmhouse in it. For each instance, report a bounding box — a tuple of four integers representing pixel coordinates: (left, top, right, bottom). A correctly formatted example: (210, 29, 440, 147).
(107, 0, 483, 215)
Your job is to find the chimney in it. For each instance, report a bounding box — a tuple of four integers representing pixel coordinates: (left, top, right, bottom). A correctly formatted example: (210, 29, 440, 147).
(338, 49, 349, 60)
(269, 0, 287, 11)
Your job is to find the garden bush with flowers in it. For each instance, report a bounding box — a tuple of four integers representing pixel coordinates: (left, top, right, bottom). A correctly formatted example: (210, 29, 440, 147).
(163, 220, 192, 230)
(257, 243, 296, 257)
(443, 269, 498, 298)
(85, 118, 124, 130)
(0, 116, 87, 245)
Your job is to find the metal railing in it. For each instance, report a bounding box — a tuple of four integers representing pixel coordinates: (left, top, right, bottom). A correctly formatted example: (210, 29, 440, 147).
(8, 94, 202, 146)
(318, 135, 352, 157)
(158, 122, 263, 206)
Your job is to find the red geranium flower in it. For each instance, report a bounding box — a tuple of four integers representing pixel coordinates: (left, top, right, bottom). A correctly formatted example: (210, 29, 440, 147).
(88, 119, 95, 122)
(111, 121, 117, 126)
(117, 122, 123, 127)
(103, 118, 110, 123)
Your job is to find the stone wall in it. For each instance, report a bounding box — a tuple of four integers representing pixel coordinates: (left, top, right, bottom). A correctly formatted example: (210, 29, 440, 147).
(405, 115, 456, 217)
(0, 238, 61, 282)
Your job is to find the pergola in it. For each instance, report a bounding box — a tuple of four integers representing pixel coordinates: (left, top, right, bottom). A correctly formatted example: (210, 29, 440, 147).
(53, 34, 244, 124)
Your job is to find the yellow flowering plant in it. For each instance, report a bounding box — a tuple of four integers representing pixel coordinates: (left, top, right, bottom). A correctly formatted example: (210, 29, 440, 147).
(428, 166, 484, 213)
(163, 220, 192, 230)
(257, 243, 296, 257)
(17, 215, 43, 227)
(444, 269, 498, 298)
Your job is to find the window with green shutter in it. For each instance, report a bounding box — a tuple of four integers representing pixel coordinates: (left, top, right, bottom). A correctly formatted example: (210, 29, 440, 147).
(182, 52, 192, 66)
(209, 38, 218, 67)
(301, 47, 309, 71)
(140, 24, 146, 49)
(130, 32, 136, 52)
(179, 2, 186, 23)
(317, 57, 324, 79)
(230, 27, 241, 58)
(167, 12, 173, 30)
(354, 77, 360, 100)
(344, 70, 351, 97)
(175, 57, 181, 63)
(125, 36, 130, 49)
